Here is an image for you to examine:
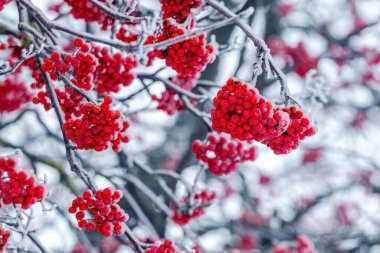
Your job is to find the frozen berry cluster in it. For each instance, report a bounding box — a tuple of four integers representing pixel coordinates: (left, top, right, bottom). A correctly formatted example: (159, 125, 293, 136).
(0, 77, 31, 113)
(192, 133, 257, 175)
(160, 0, 204, 24)
(152, 75, 197, 115)
(0, 157, 45, 210)
(64, 0, 113, 30)
(211, 78, 315, 154)
(151, 20, 214, 78)
(62, 96, 129, 152)
(41, 38, 98, 90)
(263, 106, 316, 155)
(145, 239, 181, 253)
(68, 188, 128, 237)
(0, 225, 10, 252)
(92, 46, 137, 94)
(116, 25, 140, 44)
(172, 190, 215, 225)
(211, 78, 289, 141)
(272, 236, 318, 253)
(33, 87, 85, 120)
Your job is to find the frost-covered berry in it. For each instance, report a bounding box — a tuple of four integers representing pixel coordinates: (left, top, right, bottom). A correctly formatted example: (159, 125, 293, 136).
(192, 133, 257, 175)
(68, 188, 128, 237)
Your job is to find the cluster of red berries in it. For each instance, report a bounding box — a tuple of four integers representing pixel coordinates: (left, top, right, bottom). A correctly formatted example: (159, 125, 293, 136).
(211, 78, 315, 154)
(62, 96, 129, 152)
(64, 0, 113, 30)
(152, 75, 197, 115)
(68, 188, 128, 237)
(0, 157, 45, 209)
(151, 20, 214, 78)
(263, 106, 316, 155)
(160, 0, 204, 24)
(33, 87, 85, 120)
(116, 25, 140, 44)
(31, 69, 45, 90)
(211, 78, 289, 141)
(145, 239, 181, 253)
(172, 190, 215, 225)
(0, 0, 12, 11)
(192, 133, 257, 175)
(272, 236, 317, 253)
(0, 77, 31, 113)
(41, 38, 98, 90)
(92, 46, 137, 94)
(0, 226, 10, 252)
(267, 38, 319, 77)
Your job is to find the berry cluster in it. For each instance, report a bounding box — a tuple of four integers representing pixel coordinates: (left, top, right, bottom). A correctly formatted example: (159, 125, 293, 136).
(151, 20, 214, 78)
(272, 236, 317, 253)
(145, 239, 181, 253)
(68, 188, 128, 237)
(211, 78, 289, 141)
(63, 0, 113, 30)
(211, 78, 315, 154)
(152, 75, 197, 115)
(62, 96, 129, 152)
(264, 106, 316, 155)
(160, 0, 203, 24)
(116, 25, 140, 44)
(268, 38, 319, 77)
(172, 190, 215, 225)
(0, 226, 10, 252)
(92, 46, 137, 94)
(41, 38, 98, 90)
(33, 87, 85, 120)
(192, 133, 257, 175)
(0, 77, 31, 113)
(0, 157, 45, 209)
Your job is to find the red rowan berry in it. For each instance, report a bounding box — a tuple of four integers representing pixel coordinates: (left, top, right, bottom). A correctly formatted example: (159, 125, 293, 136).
(62, 97, 129, 152)
(145, 239, 181, 253)
(160, 0, 204, 24)
(41, 40, 98, 91)
(92, 46, 137, 95)
(0, 157, 45, 209)
(264, 106, 316, 155)
(148, 20, 214, 78)
(211, 78, 290, 142)
(64, 0, 113, 30)
(193, 133, 257, 175)
(171, 190, 215, 225)
(68, 188, 128, 237)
